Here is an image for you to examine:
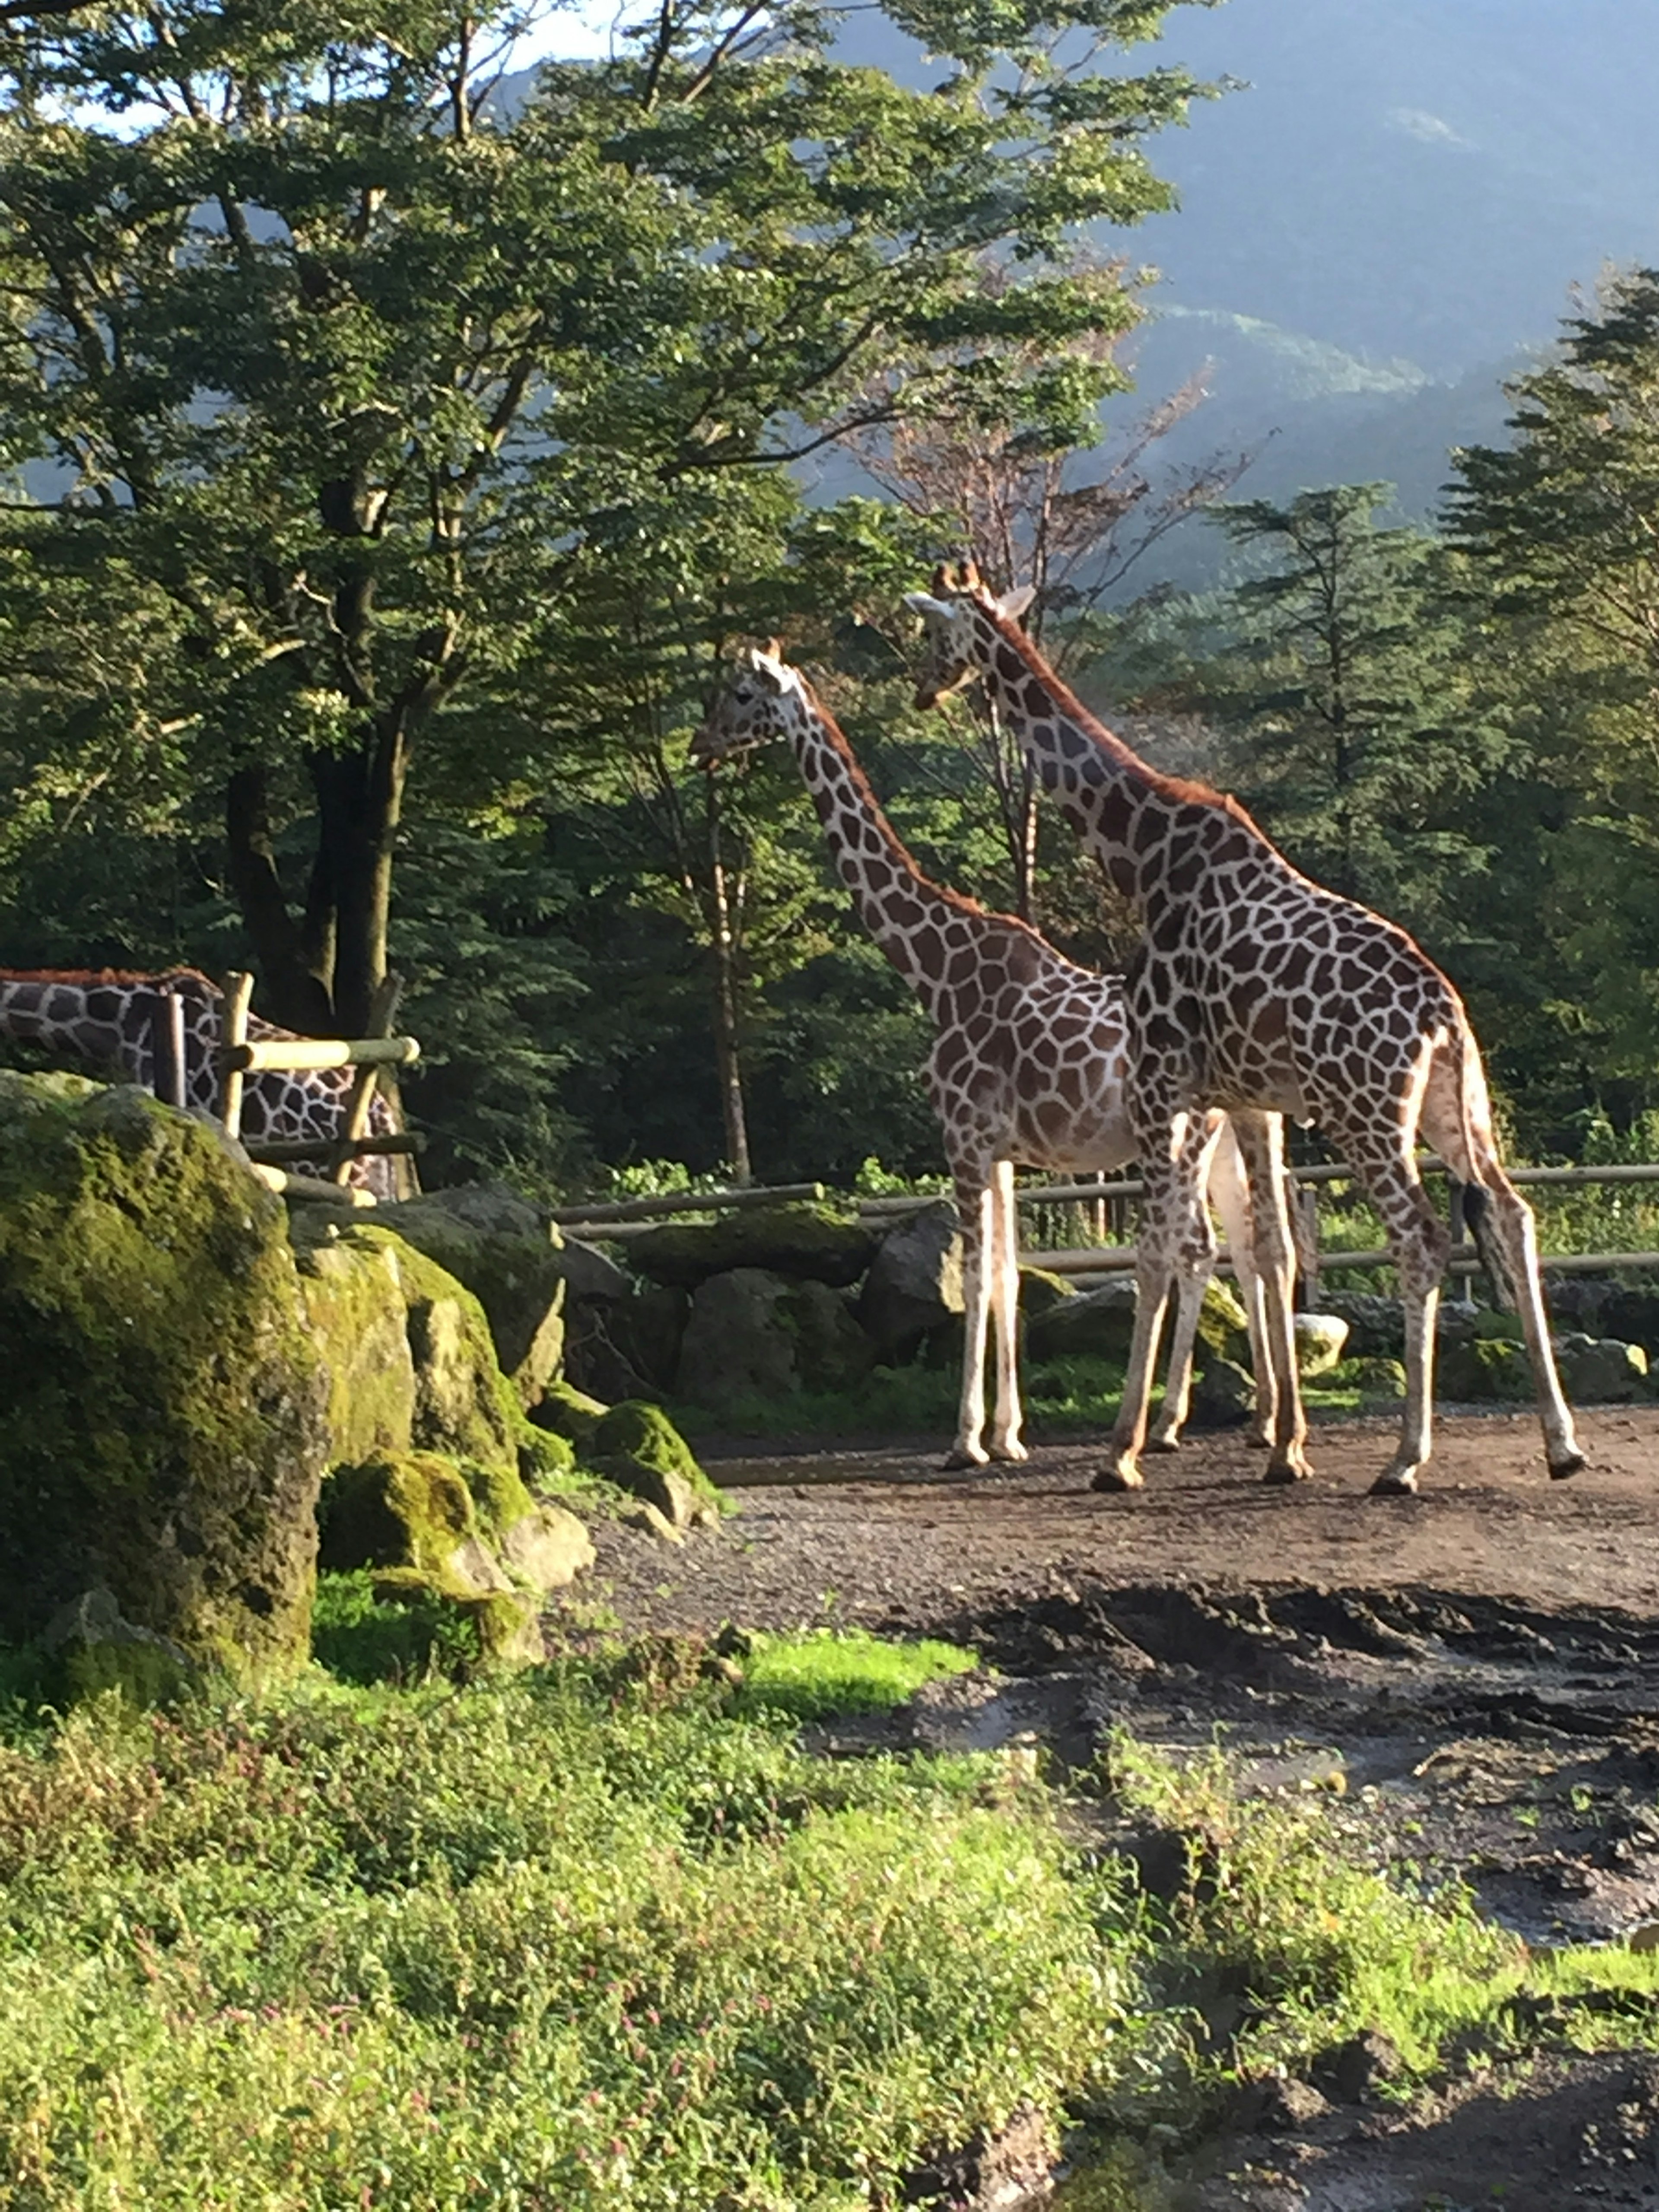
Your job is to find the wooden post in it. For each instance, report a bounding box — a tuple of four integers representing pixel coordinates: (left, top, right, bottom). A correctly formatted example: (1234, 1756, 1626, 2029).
(219, 970, 256, 1144)
(330, 972, 404, 1186)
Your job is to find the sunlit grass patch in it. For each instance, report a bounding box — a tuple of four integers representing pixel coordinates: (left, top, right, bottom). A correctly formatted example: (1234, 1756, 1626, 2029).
(733, 1626, 979, 1720)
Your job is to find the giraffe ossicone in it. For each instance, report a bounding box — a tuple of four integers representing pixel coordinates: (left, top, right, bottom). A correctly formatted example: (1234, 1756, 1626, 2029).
(0, 966, 400, 1197)
(906, 565, 1584, 1496)
(693, 642, 1300, 1473)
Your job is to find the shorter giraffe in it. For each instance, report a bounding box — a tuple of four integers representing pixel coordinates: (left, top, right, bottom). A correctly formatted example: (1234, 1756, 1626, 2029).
(0, 967, 400, 1196)
(904, 565, 1583, 1494)
(692, 645, 1298, 1468)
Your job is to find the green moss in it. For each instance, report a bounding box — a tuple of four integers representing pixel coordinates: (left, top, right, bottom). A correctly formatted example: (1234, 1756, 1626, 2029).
(1018, 1266, 1075, 1319)
(0, 1073, 328, 1681)
(628, 1201, 877, 1288)
(320, 1453, 495, 1591)
(591, 1399, 729, 1516)
(531, 1378, 610, 1446)
(377, 1203, 566, 1407)
(292, 1224, 417, 1464)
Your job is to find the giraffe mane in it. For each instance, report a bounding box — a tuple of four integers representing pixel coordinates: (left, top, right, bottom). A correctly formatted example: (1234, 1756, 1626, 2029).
(797, 671, 1063, 947)
(972, 597, 1262, 829)
(0, 964, 220, 988)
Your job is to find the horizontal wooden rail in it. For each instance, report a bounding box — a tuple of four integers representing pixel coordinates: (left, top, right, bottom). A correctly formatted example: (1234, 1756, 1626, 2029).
(1022, 1244, 1659, 1279)
(223, 1035, 420, 1074)
(246, 1162, 378, 1207)
(242, 1132, 425, 1165)
(552, 1181, 826, 1227)
(1003, 1159, 1659, 1209)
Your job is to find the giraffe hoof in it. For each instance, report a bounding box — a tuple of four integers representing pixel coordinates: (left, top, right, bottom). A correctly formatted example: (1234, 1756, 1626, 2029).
(1091, 1463, 1145, 1493)
(941, 1448, 988, 1473)
(1144, 1433, 1182, 1456)
(1262, 1459, 1312, 1486)
(1244, 1431, 1271, 1450)
(988, 1440, 1030, 1465)
(1549, 1451, 1587, 1482)
(1369, 1468, 1419, 1498)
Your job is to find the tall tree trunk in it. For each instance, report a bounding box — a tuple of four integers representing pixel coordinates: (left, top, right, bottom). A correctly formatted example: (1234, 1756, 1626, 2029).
(705, 780, 752, 1184)
(223, 715, 407, 1036)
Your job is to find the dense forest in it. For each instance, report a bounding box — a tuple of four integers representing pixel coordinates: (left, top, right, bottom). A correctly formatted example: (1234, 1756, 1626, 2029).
(0, 0, 1655, 1197)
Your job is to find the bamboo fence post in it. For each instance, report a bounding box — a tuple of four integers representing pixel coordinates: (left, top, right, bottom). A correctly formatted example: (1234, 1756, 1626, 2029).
(153, 982, 189, 1111)
(329, 972, 405, 1186)
(218, 971, 256, 1144)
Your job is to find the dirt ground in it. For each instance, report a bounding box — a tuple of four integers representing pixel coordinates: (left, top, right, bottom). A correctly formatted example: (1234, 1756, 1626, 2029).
(582, 1403, 1659, 2212)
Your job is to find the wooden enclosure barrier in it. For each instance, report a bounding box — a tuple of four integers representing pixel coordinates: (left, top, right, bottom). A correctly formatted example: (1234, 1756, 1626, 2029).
(217, 969, 422, 1205)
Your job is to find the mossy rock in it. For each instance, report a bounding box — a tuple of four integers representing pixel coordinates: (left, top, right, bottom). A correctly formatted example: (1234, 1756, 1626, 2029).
(1330, 1355, 1408, 1399)
(591, 1400, 725, 1527)
(1018, 1267, 1075, 1320)
(375, 1187, 568, 1409)
(43, 1588, 200, 1708)
(674, 1267, 874, 1409)
(366, 1572, 545, 1671)
(1437, 1333, 1533, 1402)
(0, 1074, 329, 1681)
(529, 1378, 609, 1448)
(319, 1449, 592, 1597)
(1025, 1275, 1247, 1368)
(627, 1202, 877, 1289)
(320, 1452, 515, 1596)
(293, 1218, 527, 1479)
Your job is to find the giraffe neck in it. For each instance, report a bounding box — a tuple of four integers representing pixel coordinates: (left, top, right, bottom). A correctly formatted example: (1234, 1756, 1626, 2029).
(966, 610, 1258, 912)
(785, 684, 988, 1012)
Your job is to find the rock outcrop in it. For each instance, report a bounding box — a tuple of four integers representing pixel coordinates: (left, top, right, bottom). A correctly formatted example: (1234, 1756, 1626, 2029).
(0, 1074, 330, 1683)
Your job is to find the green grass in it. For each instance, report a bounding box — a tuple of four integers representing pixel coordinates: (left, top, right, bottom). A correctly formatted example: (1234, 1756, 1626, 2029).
(732, 1627, 978, 1721)
(0, 1642, 1141, 2211)
(1104, 1736, 1659, 2112)
(5, 1630, 1658, 2211)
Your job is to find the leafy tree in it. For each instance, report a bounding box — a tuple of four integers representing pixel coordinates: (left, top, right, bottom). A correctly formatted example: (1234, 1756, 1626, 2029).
(1446, 269, 1659, 1137)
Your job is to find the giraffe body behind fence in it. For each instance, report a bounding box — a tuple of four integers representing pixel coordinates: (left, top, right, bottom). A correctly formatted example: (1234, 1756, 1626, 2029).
(692, 645, 1301, 1469)
(0, 967, 400, 1198)
(904, 566, 1583, 1495)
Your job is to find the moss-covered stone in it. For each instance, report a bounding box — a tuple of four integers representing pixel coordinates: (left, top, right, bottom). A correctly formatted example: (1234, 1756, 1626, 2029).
(1017, 1267, 1075, 1320)
(0, 1074, 329, 1681)
(529, 1379, 609, 1448)
(376, 1187, 568, 1408)
(319, 1449, 593, 1606)
(320, 1452, 514, 1595)
(628, 1202, 877, 1289)
(1437, 1334, 1533, 1402)
(591, 1400, 725, 1526)
(293, 1219, 526, 1479)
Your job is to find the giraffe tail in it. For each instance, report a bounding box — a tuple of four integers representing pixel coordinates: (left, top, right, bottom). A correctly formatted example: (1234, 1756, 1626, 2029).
(1461, 1182, 1518, 1312)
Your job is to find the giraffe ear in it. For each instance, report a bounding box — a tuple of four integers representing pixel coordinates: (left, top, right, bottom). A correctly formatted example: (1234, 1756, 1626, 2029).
(763, 637, 783, 659)
(904, 591, 953, 620)
(958, 556, 982, 590)
(928, 563, 953, 594)
(998, 584, 1036, 622)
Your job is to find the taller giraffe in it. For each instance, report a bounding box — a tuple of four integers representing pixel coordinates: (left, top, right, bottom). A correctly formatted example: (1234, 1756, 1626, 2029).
(904, 565, 1583, 1496)
(691, 645, 1303, 1472)
(0, 967, 400, 1194)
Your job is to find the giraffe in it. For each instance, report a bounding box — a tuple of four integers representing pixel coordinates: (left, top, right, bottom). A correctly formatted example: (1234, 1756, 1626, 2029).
(691, 644, 1300, 1470)
(903, 564, 1585, 1496)
(0, 966, 400, 1196)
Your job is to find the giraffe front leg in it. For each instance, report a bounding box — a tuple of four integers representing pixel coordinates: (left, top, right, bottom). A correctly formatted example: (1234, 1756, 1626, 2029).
(945, 1177, 995, 1471)
(985, 1158, 1029, 1463)
(1334, 1131, 1448, 1497)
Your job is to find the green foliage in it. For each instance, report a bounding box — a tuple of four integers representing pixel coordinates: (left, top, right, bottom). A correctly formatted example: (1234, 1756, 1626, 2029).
(0, 1655, 1138, 2209)
(1106, 1737, 1659, 2099)
(733, 1627, 979, 1720)
(311, 1568, 483, 1685)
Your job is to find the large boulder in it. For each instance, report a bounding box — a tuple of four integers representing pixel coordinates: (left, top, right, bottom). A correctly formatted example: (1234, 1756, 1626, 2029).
(675, 1267, 875, 1411)
(0, 1074, 330, 1683)
(378, 1184, 568, 1409)
(1025, 1275, 1249, 1368)
(318, 1449, 593, 1600)
(628, 1201, 877, 1290)
(564, 1283, 689, 1402)
(858, 1201, 965, 1362)
(293, 1217, 535, 1482)
(589, 1402, 724, 1531)
(1553, 1333, 1649, 1404)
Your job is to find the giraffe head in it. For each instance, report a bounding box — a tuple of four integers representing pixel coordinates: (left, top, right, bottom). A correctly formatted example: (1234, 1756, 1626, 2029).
(904, 561, 1036, 709)
(690, 642, 807, 769)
